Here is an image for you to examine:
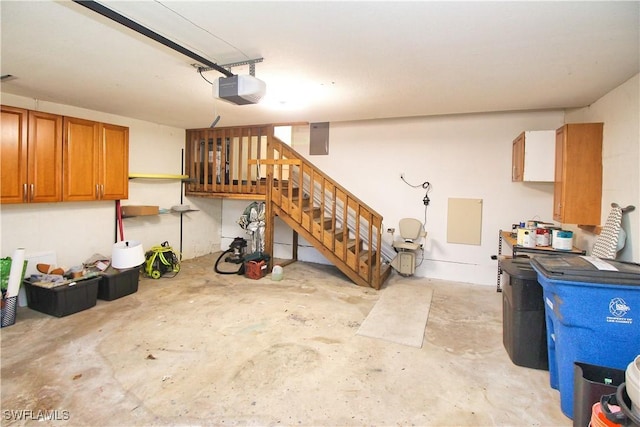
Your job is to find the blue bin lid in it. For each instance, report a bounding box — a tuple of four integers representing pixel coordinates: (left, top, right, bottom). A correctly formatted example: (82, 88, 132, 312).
(531, 255, 640, 285)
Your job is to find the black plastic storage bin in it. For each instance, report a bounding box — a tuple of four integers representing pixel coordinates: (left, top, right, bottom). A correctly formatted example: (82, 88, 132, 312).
(501, 258, 548, 370)
(98, 267, 140, 301)
(573, 362, 625, 427)
(23, 277, 99, 317)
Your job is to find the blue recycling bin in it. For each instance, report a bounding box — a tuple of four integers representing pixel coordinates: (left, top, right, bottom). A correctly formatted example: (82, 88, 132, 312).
(530, 255, 640, 420)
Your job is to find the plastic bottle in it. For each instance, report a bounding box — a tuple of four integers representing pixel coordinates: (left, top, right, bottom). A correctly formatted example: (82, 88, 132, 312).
(271, 265, 283, 281)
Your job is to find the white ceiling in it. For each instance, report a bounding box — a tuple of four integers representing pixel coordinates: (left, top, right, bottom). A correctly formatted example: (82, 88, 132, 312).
(1, 1, 639, 129)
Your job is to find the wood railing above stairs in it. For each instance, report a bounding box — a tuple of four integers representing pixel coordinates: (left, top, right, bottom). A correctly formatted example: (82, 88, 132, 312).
(185, 125, 392, 289)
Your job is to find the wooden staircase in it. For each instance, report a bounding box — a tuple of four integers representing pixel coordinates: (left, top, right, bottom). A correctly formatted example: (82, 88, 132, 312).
(185, 125, 392, 289)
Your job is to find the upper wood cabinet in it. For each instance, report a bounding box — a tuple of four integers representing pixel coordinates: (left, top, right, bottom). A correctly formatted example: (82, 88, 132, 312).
(63, 117, 129, 201)
(553, 123, 603, 225)
(512, 130, 555, 182)
(101, 123, 129, 200)
(1, 106, 63, 203)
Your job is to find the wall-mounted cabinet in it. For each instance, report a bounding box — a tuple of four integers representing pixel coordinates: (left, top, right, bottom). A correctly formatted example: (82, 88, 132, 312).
(1, 105, 129, 204)
(63, 117, 129, 201)
(511, 130, 555, 182)
(1, 106, 63, 203)
(553, 123, 603, 225)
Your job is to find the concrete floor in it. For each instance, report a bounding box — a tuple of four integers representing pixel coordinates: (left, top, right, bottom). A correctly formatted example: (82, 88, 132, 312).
(1, 253, 570, 426)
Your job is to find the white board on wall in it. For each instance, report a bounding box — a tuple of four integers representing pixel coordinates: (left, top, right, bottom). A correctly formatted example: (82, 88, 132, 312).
(447, 198, 483, 245)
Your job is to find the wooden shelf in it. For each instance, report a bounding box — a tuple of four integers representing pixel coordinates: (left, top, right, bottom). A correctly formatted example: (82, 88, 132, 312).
(171, 209, 199, 214)
(500, 230, 584, 255)
(122, 209, 199, 218)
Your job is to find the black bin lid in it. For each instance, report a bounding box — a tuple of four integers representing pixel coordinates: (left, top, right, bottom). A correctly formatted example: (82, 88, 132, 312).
(501, 258, 537, 280)
(530, 255, 640, 285)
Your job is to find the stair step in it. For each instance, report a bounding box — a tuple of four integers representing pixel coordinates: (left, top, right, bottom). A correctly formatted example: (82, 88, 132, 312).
(289, 187, 300, 197)
(359, 250, 380, 266)
(358, 250, 372, 278)
(346, 239, 361, 252)
(289, 187, 309, 201)
(303, 206, 322, 218)
(322, 217, 333, 230)
(334, 228, 346, 241)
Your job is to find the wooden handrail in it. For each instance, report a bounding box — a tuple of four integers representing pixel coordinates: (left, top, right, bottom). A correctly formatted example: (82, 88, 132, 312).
(275, 142, 381, 217)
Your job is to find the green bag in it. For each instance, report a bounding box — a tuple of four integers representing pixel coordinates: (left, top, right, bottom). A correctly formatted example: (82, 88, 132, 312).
(0, 257, 28, 292)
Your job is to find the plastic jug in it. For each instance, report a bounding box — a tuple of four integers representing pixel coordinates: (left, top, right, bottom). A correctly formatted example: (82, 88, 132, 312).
(271, 265, 283, 281)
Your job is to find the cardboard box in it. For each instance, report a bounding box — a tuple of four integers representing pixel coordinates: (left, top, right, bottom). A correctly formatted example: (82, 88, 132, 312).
(121, 205, 159, 217)
(23, 277, 99, 317)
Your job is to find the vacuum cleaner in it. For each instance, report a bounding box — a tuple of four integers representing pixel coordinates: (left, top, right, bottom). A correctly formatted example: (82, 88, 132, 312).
(214, 237, 248, 275)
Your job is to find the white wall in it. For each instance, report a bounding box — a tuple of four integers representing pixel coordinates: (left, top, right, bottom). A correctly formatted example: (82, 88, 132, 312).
(564, 73, 640, 261)
(0, 94, 222, 268)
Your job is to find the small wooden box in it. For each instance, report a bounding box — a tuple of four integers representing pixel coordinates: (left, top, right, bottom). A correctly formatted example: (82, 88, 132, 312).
(121, 205, 159, 217)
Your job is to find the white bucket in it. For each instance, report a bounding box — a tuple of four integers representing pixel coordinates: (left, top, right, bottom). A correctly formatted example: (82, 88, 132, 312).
(627, 355, 640, 417)
(552, 230, 573, 250)
(517, 228, 536, 248)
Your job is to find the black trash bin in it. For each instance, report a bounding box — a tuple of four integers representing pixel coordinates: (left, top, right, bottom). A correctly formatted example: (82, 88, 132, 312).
(501, 258, 548, 370)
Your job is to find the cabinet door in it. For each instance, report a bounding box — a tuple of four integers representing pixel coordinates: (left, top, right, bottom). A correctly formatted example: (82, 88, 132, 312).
(1, 106, 28, 203)
(522, 130, 555, 181)
(28, 111, 63, 203)
(512, 132, 524, 181)
(0, 107, 62, 203)
(63, 117, 100, 201)
(553, 127, 565, 220)
(553, 123, 603, 225)
(100, 123, 129, 200)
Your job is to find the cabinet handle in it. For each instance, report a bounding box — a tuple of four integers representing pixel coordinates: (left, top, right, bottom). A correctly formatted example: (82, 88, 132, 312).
(96, 184, 100, 199)
(23, 184, 27, 202)
(30, 184, 34, 201)
(101, 184, 104, 199)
